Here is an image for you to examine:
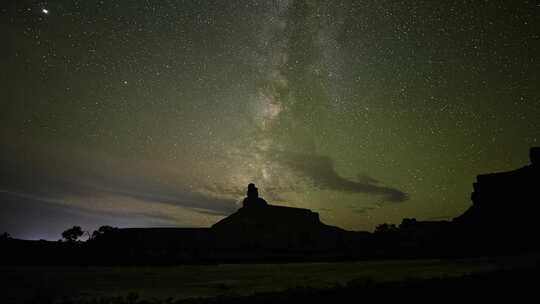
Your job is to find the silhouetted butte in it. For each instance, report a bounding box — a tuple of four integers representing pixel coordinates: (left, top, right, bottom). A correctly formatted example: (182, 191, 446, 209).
(455, 147, 540, 246)
(212, 183, 344, 252)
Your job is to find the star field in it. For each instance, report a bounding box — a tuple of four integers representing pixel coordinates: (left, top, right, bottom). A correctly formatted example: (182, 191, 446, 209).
(1, 0, 539, 239)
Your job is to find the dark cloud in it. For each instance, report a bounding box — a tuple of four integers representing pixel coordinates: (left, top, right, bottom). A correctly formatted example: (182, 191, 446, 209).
(351, 206, 377, 214)
(270, 151, 409, 202)
(0, 142, 238, 222)
(114, 190, 238, 216)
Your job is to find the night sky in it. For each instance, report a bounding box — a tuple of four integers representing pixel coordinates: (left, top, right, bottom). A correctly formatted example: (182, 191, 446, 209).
(1, 0, 539, 240)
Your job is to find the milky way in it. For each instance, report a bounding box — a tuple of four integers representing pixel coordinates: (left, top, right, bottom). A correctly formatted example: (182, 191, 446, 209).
(1, 0, 539, 239)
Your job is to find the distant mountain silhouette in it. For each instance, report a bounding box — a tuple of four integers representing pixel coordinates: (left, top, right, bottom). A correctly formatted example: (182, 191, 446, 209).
(59, 184, 357, 264)
(2, 149, 540, 265)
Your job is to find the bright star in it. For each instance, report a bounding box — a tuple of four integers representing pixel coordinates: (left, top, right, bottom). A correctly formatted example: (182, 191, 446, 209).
(42, 8, 49, 14)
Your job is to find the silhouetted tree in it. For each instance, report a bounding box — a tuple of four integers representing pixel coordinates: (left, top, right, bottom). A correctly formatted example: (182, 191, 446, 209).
(90, 225, 117, 240)
(374, 223, 401, 254)
(0, 232, 10, 241)
(399, 218, 417, 229)
(374, 223, 399, 234)
(62, 226, 84, 242)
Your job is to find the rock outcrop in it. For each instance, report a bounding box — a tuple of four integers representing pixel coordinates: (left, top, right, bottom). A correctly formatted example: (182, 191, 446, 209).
(457, 147, 540, 226)
(454, 147, 540, 251)
(212, 183, 344, 253)
(241, 183, 268, 208)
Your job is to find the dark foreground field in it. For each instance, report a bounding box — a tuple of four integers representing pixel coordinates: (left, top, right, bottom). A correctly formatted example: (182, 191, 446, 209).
(2, 253, 539, 303)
